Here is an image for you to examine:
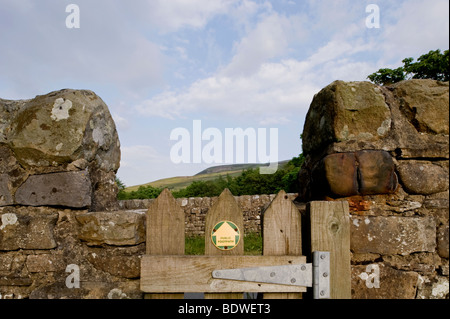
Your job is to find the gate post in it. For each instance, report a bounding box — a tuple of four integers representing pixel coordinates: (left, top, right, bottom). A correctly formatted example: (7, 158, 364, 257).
(308, 201, 351, 299)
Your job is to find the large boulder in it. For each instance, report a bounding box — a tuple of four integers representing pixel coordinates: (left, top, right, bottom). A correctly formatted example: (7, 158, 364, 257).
(302, 81, 391, 155)
(0, 89, 121, 211)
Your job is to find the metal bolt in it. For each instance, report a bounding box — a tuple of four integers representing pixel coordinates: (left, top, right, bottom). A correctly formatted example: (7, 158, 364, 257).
(320, 290, 325, 296)
(323, 272, 328, 278)
(320, 254, 326, 260)
(301, 265, 306, 271)
(291, 278, 296, 284)
(270, 272, 276, 277)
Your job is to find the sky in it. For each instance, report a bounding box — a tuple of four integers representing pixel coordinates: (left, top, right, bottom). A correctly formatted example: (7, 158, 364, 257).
(1, 0, 449, 187)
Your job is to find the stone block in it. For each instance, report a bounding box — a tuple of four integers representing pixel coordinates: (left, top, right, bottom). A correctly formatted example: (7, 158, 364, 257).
(352, 263, 419, 299)
(15, 170, 92, 208)
(87, 254, 141, 279)
(392, 79, 449, 135)
(0, 174, 13, 206)
(356, 150, 398, 195)
(302, 80, 391, 154)
(416, 275, 450, 299)
(322, 152, 358, 197)
(397, 161, 449, 195)
(314, 150, 398, 198)
(0, 207, 58, 250)
(26, 254, 65, 273)
(350, 216, 436, 255)
(437, 224, 449, 258)
(76, 210, 146, 246)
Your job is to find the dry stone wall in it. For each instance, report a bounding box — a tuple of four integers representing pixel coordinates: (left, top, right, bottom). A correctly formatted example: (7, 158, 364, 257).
(298, 79, 449, 299)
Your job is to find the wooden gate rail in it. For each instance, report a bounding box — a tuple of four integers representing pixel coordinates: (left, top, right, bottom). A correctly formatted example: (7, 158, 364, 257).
(141, 188, 351, 299)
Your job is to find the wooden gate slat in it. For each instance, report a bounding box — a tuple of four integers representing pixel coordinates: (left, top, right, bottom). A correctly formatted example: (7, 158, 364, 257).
(204, 188, 244, 299)
(263, 190, 303, 299)
(144, 188, 185, 299)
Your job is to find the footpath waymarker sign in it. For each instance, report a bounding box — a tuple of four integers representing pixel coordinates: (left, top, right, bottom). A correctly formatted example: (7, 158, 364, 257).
(211, 221, 241, 250)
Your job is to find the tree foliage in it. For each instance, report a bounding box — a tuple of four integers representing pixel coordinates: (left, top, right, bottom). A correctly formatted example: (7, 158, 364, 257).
(117, 154, 305, 200)
(368, 49, 449, 85)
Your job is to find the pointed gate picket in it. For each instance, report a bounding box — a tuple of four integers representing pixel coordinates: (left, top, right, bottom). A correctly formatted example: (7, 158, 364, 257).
(140, 188, 350, 299)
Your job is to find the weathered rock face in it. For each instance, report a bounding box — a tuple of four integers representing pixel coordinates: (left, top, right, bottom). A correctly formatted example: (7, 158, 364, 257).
(350, 216, 436, 255)
(303, 81, 392, 155)
(0, 89, 121, 211)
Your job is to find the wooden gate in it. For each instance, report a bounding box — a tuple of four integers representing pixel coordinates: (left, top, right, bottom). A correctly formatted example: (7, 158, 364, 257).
(140, 188, 351, 299)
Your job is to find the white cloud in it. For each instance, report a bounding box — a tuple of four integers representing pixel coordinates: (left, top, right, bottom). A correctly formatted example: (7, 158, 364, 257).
(381, 0, 449, 60)
(145, 0, 240, 33)
(223, 12, 298, 76)
(136, 58, 321, 124)
(0, 1, 166, 99)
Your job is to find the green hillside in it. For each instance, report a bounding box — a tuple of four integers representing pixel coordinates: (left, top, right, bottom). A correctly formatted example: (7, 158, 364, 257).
(125, 161, 289, 192)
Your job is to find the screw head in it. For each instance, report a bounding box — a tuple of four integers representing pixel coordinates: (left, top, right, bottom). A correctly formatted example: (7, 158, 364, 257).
(320, 290, 325, 296)
(323, 272, 328, 277)
(301, 265, 306, 271)
(291, 278, 296, 284)
(320, 254, 326, 260)
(214, 271, 221, 277)
(270, 272, 276, 277)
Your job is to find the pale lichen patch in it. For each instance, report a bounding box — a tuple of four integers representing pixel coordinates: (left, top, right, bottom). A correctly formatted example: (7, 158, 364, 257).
(51, 98, 72, 121)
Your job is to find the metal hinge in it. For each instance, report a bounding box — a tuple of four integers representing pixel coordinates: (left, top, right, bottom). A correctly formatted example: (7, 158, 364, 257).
(212, 251, 330, 299)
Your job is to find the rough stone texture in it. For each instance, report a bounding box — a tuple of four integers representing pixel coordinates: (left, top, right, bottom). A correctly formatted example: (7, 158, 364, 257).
(392, 79, 449, 135)
(0, 174, 14, 206)
(0, 89, 121, 211)
(350, 216, 436, 255)
(302, 80, 391, 155)
(437, 224, 449, 259)
(352, 263, 419, 299)
(76, 210, 146, 246)
(397, 161, 449, 195)
(417, 275, 449, 299)
(15, 170, 92, 208)
(0, 206, 58, 250)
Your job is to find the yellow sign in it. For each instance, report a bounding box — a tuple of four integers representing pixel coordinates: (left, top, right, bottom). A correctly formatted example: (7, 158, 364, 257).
(211, 221, 241, 251)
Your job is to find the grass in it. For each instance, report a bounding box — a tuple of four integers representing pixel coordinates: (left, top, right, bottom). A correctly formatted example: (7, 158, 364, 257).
(185, 232, 262, 255)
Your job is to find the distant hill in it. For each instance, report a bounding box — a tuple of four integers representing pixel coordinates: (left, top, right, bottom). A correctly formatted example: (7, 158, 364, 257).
(125, 160, 290, 192)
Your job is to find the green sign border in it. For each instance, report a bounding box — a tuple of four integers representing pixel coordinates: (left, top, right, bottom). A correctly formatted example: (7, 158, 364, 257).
(211, 220, 241, 251)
